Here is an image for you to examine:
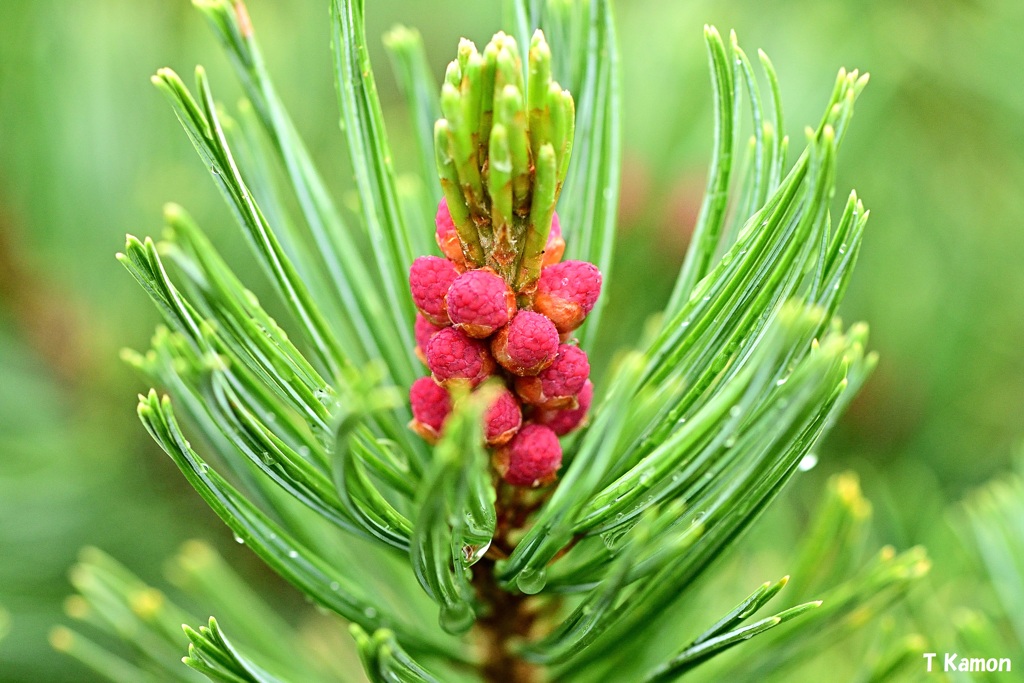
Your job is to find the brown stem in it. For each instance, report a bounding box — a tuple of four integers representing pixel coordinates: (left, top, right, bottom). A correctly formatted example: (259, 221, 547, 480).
(473, 557, 541, 683)
(471, 481, 552, 683)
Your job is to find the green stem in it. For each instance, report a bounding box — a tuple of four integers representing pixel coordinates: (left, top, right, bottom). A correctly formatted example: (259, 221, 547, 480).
(516, 143, 557, 296)
(488, 124, 517, 280)
(435, 120, 484, 266)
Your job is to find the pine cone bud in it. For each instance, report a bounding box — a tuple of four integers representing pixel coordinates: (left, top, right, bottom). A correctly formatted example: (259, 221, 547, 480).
(410, 256, 459, 326)
(445, 268, 517, 338)
(434, 197, 467, 268)
(414, 313, 447, 365)
(483, 386, 523, 446)
(533, 260, 602, 333)
(493, 423, 562, 487)
(409, 376, 451, 443)
(426, 326, 496, 388)
(514, 343, 589, 409)
(491, 310, 560, 376)
(542, 211, 565, 267)
(535, 379, 593, 435)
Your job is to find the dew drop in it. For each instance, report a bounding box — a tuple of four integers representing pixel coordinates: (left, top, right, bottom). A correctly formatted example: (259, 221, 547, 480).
(364, 606, 378, 619)
(329, 581, 340, 591)
(799, 453, 819, 471)
(517, 568, 547, 595)
(287, 550, 298, 559)
(314, 388, 338, 409)
(439, 603, 474, 633)
(776, 378, 788, 386)
(233, 533, 245, 544)
(463, 542, 491, 564)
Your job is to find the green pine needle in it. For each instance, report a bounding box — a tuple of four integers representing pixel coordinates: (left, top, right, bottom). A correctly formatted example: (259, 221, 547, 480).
(183, 618, 288, 683)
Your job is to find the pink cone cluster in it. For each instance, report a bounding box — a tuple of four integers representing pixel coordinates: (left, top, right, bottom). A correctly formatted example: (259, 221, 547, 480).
(407, 199, 602, 488)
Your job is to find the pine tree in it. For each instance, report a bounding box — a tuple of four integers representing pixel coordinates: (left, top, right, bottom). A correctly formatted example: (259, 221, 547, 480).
(52, 1, 931, 681)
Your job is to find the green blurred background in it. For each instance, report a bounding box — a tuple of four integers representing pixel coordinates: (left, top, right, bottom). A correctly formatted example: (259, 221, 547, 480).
(1, 0, 1021, 680)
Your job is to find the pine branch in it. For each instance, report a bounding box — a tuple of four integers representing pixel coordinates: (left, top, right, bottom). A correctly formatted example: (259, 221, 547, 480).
(350, 625, 445, 683)
(54, 548, 205, 682)
(183, 618, 288, 683)
(383, 25, 444, 220)
(410, 390, 496, 634)
(54, 544, 364, 683)
(149, 67, 347, 381)
(82, 1, 932, 681)
(642, 588, 822, 682)
(711, 475, 930, 681)
(193, 0, 413, 382)
(330, 0, 421, 359)
(960, 455, 1024, 651)
(515, 0, 621, 350)
(50, 627, 172, 683)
